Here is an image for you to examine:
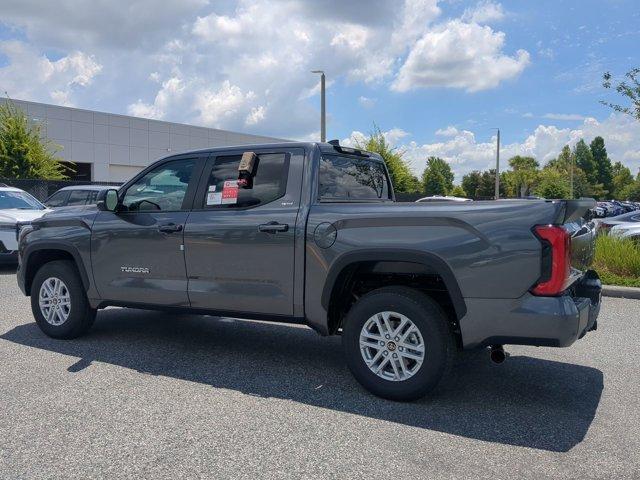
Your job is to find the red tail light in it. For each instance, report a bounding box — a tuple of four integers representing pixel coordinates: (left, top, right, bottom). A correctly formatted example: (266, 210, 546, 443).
(531, 225, 571, 296)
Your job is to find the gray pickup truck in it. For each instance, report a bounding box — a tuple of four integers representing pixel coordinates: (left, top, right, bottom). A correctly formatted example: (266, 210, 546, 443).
(17, 142, 601, 400)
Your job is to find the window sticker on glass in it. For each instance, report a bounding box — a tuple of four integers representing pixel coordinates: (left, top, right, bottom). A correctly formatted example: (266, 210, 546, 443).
(206, 186, 222, 206)
(221, 180, 239, 204)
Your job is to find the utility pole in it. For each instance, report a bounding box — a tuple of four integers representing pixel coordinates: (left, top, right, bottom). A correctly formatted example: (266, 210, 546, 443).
(570, 154, 574, 199)
(311, 70, 326, 142)
(494, 128, 501, 200)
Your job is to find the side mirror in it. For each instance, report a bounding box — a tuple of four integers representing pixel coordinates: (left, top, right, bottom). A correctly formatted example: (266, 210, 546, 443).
(97, 189, 119, 212)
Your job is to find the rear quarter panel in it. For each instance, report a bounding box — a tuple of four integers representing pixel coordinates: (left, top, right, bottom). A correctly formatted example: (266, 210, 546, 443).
(305, 200, 560, 333)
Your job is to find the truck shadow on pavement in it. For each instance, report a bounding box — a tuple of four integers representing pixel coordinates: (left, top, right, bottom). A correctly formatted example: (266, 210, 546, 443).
(2, 308, 603, 453)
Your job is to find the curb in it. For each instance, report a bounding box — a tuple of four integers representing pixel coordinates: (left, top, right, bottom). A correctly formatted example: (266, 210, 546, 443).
(602, 285, 640, 300)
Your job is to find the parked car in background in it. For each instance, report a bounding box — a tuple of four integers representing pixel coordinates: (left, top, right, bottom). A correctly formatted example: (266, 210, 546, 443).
(45, 185, 121, 209)
(597, 210, 640, 234)
(610, 223, 640, 241)
(0, 185, 50, 263)
(415, 195, 472, 203)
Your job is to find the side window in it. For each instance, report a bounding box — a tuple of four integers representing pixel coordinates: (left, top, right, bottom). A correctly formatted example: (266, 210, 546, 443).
(122, 158, 196, 212)
(87, 191, 99, 205)
(319, 155, 391, 201)
(67, 190, 89, 206)
(45, 191, 69, 207)
(201, 153, 289, 209)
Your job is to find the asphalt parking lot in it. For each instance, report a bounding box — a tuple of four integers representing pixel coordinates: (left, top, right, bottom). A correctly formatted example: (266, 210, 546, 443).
(0, 267, 638, 479)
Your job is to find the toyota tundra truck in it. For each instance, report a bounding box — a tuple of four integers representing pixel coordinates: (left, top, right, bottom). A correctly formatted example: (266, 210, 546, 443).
(17, 142, 601, 401)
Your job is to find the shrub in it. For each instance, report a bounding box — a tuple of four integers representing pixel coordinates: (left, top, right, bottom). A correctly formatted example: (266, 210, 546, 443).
(593, 234, 640, 287)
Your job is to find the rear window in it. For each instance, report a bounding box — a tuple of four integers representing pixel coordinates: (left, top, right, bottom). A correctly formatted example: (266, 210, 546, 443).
(319, 155, 391, 201)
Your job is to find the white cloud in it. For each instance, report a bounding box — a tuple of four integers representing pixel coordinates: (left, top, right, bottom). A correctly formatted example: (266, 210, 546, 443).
(0, 0, 530, 139)
(435, 126, 459, 137)
(462, 1, 505, 23)
(0, 41, 101, 106)
(392, 20, 530, 92)
(358, 96, 376, 108)
(245, 105, 266, 126)
(542, 113, 586, 121)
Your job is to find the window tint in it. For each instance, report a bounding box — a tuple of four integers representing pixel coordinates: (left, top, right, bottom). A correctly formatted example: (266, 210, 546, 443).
(319, 155, 390, 201)
(123, 158, 196, 212)
(87, 191, 99, 205)
(45, 191, 68, 207)
(67, 190, 89, 206)
(202, 153, 288, 209)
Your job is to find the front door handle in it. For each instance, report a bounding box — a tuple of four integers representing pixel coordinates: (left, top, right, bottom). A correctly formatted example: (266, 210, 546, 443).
(158, 223, 183, 233)
(258, 222, 289, 233)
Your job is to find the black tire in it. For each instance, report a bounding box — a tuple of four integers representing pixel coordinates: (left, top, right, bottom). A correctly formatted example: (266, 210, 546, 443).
(342, 286, 456, 401)
(30, 260, 96, 339)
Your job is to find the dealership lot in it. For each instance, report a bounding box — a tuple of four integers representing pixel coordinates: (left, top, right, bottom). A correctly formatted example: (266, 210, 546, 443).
(0, 267, 638, 479)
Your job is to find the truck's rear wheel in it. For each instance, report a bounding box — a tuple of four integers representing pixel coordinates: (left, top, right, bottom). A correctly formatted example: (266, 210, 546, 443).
(342, 286, 455, 401)
(31, 260, 96, 339)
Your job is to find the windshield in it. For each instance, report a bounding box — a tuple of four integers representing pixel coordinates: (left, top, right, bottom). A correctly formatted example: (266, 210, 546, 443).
(0, 191, 46, 210)
(319, 155, 391, 201)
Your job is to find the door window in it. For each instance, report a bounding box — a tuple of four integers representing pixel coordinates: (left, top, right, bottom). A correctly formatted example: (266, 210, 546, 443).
(122, 158, 196, 212)
(45, 191, 69, 207)
(201, 153, 289, 209)
(67, 190, 90, 206)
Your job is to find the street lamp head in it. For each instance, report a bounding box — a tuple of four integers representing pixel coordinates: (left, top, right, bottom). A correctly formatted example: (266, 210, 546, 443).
(311, 70, 324, 74)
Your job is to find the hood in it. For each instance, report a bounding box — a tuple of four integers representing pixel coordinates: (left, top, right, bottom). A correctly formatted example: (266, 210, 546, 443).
(0, 208, 51, 224)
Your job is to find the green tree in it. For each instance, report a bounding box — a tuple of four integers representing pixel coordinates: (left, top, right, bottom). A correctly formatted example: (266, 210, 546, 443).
(0, 101, 68, 179)
(356, 125, 420, 193)
(611, 161, 635, 198)
(504, 155, 539, 197)
(621, 180, 640, 201)
(590, 136, 613, 197)
(461, 171, 482, 198)
(421, 156, 454, 195)
(450, 185, 467, 198)
(574, 139, 598, 185)
(602, 68, 640, 120)
(534, 168, 571, 199)
(547, 144, 604, 198)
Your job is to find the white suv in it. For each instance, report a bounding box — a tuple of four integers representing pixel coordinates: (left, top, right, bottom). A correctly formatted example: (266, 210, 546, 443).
(0, 185, 50, 263)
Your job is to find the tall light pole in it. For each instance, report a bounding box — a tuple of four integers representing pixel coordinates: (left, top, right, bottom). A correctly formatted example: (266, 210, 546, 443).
(492, 128, 501, 200)
(311, 70, 326, 142)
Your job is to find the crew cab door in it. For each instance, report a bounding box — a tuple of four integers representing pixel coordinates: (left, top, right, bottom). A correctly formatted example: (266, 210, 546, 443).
(91, 155, 204, 306)
(183, 148, 304, 315)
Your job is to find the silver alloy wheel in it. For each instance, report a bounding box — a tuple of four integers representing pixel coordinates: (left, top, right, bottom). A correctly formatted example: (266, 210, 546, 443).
(39, 277, 71, 326)
(359, 311, 425, 382)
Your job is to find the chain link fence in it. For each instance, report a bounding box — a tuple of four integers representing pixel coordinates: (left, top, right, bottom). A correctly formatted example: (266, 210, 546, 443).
(0, 179, 122, 202)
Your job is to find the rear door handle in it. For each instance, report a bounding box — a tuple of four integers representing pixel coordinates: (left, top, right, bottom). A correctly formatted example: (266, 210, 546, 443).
(258, 222, 289, 233)
(158, 223, 183, 233)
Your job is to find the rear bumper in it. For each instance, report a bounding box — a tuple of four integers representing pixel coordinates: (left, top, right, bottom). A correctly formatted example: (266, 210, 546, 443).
(459, 270, 601, 349)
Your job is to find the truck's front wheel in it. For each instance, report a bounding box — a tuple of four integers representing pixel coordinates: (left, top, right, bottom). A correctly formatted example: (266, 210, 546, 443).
(342, 286, 455, 401)
(31, 260, 96, 339)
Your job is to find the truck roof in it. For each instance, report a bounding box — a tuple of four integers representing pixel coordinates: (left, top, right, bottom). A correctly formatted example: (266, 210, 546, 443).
(159, 141, 384, 162)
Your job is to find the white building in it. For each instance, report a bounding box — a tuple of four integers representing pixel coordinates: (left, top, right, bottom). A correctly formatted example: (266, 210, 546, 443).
(1, 98, 286, 183)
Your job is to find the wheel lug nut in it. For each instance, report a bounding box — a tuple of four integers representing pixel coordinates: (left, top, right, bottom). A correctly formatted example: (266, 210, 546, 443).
(383, 351, 388, 356)
(379, 341, 385, 346)
(392, 353, 398, 358)
(394, 336, 399, 341)
(399, 347, 404, 352)
(385, 334, 390, 339)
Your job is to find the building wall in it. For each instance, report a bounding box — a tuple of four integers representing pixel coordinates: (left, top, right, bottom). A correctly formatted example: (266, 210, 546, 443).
(1, 98, 286, 182)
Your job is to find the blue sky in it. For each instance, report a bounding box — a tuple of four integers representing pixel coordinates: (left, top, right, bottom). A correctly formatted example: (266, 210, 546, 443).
(0, 0, 639, 179)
